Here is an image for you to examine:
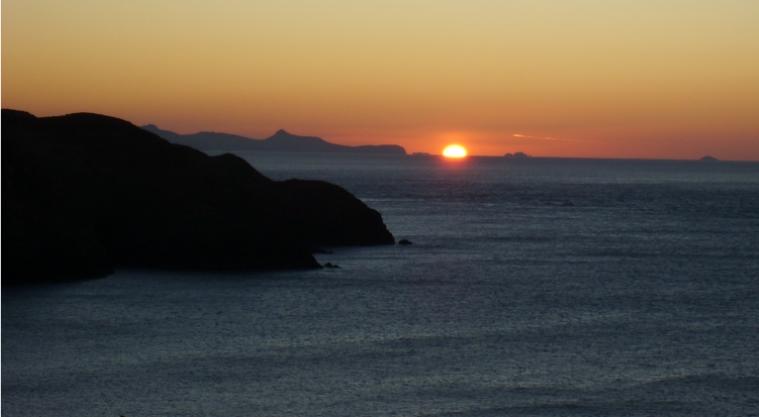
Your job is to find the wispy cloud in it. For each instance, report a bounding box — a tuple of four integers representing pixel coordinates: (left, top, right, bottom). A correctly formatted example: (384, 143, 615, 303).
(512, 133, 562, 141)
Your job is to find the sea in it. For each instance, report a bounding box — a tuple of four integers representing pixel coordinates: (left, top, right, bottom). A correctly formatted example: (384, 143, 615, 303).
(3, 154, 759, 417)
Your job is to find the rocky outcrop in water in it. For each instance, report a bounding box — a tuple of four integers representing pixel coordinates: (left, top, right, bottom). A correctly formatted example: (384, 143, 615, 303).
(2, 109, 395, 285)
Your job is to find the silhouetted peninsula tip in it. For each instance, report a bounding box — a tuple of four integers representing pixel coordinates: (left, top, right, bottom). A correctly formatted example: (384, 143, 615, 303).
(3, 109, 395, 285)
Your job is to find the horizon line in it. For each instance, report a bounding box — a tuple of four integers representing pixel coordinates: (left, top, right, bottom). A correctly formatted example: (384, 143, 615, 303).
(5, 108, 755, 162)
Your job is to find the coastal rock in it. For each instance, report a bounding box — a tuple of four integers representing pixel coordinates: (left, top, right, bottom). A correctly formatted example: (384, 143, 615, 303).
(2, 109, 395, 285)
(398, 239, 413, 245)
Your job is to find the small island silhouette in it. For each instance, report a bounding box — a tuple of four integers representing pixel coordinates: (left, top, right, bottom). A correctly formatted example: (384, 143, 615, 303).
(699, 155, 720, 163)
(503, 151, 532, 160)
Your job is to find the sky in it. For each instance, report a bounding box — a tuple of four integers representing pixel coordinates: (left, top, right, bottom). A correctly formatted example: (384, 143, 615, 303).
(3, 0, 759, 159)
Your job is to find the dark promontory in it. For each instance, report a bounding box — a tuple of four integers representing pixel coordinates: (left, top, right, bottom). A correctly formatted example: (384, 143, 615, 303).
(2, 110, 395, 285)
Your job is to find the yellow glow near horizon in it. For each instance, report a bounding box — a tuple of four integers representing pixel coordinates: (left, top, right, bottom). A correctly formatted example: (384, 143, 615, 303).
(2, 1, 759, 159)
(442, 144, 468, 159)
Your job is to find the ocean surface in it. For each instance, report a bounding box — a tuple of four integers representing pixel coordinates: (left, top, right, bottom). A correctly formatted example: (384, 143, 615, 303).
(4, 154, 759, 417)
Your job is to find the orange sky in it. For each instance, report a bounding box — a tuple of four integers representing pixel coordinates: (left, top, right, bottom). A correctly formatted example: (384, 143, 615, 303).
(3, 0, 759, 159)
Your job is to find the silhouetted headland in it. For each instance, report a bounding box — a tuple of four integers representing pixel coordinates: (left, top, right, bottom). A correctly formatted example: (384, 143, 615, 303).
(143, 124, 407, 155)
(3, 109, 395, 285)
(699, 155, 720, 163)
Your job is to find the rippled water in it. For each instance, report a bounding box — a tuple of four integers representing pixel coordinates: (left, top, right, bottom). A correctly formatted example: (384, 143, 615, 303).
(4, 155, 759, 416)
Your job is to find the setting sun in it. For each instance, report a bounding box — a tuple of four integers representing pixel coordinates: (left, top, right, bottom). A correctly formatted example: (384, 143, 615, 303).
(442, 144, 468, 159)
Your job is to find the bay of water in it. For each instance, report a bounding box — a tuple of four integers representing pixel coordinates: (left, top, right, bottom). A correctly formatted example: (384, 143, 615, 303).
(4, 155, 759, 416)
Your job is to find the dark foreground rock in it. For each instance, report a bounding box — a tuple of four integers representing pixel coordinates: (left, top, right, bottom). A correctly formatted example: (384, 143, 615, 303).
(2, 109, 394, 285)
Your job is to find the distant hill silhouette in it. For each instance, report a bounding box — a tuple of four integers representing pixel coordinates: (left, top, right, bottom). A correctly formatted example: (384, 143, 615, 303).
(3, 109, 395, 285)
(143, 124, 407, 155)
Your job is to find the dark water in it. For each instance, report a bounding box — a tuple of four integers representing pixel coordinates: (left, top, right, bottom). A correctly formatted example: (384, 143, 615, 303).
(4, 155, 759, 416)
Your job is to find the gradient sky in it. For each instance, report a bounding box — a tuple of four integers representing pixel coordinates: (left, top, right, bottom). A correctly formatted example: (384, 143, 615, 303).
(3, 0, 759, 159)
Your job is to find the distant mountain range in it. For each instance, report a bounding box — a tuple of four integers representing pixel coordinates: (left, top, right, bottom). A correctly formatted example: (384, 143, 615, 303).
(142, 125, 407, 155)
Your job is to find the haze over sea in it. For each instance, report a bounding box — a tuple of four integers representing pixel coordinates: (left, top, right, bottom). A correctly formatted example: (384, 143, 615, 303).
(4, 154, 759, 417)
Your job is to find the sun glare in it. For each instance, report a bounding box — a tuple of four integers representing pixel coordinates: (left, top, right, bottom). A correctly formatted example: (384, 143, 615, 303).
(442, 144, 468, 159)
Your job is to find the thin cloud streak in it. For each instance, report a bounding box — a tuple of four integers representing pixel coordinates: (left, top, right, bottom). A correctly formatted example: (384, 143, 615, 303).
(512, 133, 564, 141)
